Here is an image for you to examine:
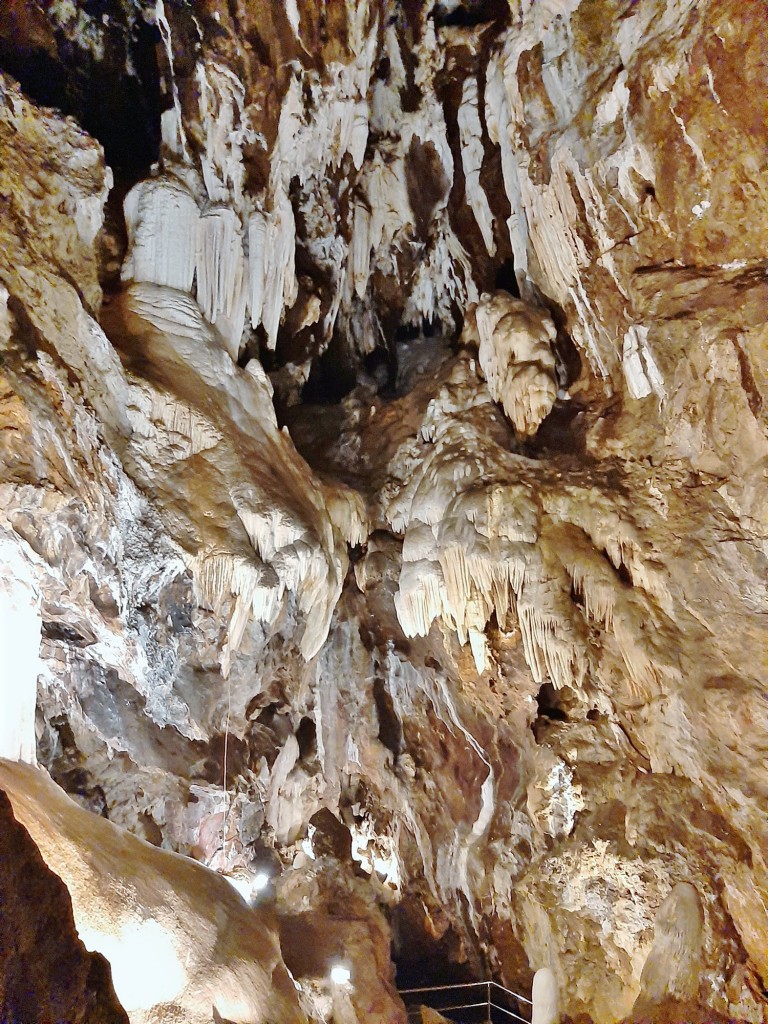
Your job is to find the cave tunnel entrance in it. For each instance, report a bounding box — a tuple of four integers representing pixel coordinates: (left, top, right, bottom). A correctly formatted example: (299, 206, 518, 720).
(299, 331, 361, 404)
(0, 12, 163, 174)
(391, 899, 480, 992)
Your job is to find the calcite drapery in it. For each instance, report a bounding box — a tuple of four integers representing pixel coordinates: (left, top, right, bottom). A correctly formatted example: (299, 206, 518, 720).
(475, 291, 559, 436)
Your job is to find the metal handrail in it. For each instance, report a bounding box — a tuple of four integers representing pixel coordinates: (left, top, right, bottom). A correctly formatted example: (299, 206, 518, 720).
(399, 979, 532, 1023)
(490, 982, 533, 1007)
(401, 981, 492, 995)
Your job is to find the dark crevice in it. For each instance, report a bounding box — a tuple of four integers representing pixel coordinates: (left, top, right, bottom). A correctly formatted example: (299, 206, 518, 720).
(295, 716, 317, 761)
(255, 703, 293, 743)
(494, 260, 521, 298)
(535, 683, 569, 722)
(42, 621, 94, 648)
(364, 347, 397, 394)
(521, 398, 589, 459)
(531, 682, 569, 742)
(732, 334, 763, 417)
(431, 0, 509, 28)
(0, 13, 163, 172)
(601, 547, 633, 586)
(301, 332, 360, 404)
(373, 679, 403, 757)
(393, 902, 479, 991)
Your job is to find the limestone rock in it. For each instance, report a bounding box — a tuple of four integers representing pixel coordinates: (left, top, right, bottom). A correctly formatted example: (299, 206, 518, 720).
(475, 291, 558, 436)
(0, 758, 305, 1024)
(0, 788, 128, 1024)
(638, 882, 704, 1004)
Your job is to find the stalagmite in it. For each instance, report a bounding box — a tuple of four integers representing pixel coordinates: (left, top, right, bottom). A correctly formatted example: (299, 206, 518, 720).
(122, 178, 199, 293)
(532, 968, 560, 1024)
(638, 882, 704, 1003)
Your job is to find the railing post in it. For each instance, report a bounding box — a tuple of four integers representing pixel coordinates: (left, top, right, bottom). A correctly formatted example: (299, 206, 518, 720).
(487, 980, 492, 1022)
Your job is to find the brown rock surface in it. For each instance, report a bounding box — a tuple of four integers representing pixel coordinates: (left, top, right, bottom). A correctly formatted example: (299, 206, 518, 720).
(0, 758, 306, 1024)
(0, 788, 128, 1024)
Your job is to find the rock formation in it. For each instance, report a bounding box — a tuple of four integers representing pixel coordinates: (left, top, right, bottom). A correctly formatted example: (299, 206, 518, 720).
(0, 758, 306, 1024)
(0, 788, 128, 1024)
(0, 1, 766, 1023)
(474, 291, 559, 436)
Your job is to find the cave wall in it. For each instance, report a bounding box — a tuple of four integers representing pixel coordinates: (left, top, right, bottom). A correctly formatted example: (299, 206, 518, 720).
(0, 2, 766, 1023)
(0, 788, 128, 1024)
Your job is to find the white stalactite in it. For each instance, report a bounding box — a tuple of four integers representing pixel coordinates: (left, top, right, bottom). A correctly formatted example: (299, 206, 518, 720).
(155, 0, 189, 160)
(247, 210, 267, 330)
(260, 185, 298, 348)
(195, 206, 248, 359)
(475, 290, 558, 435)
(458, 77, 496, 256)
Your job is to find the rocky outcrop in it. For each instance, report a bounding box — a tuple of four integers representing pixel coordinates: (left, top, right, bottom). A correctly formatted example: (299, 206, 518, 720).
(0, 758, 305, 1024)
(0, 788, 128, 1024)
(0, 2, 766, 1023)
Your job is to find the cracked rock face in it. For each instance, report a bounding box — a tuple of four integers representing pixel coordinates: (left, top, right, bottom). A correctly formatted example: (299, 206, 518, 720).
(0, 2, 766, 1023)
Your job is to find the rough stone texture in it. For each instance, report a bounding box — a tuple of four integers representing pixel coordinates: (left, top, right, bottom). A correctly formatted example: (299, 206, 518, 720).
(0, 758, 305, 1024)
(0, 789, 128, 1024)
(0, 2, 766, 1024)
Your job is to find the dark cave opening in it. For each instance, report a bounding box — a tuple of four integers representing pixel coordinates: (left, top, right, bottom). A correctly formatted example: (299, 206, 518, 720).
(601, 547, 633, 586)
(300, 331, 361, 404)
(295, 716, 318, 762)
(364, 346, 398, 395)
(0, 12, 163, 173)
(494, 259, 521, 298)
(392, 903, 478, 991)
(431, 0, 510, 28)
(535, 682, 569, 722)
(373, 678, 403, 757)
(531, 682, 570, 743)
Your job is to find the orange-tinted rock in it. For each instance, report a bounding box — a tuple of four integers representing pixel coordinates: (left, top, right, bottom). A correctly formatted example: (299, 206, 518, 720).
(0, 788, 128, 1024)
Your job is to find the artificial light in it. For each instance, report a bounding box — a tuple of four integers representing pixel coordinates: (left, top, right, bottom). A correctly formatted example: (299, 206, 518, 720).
(252, 871, 270, 892)
(330, 964, 352, 986)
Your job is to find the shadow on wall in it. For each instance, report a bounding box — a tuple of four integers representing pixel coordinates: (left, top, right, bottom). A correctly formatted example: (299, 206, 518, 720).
(0, 3, 163, 172)
(0, 757, 306, 1024)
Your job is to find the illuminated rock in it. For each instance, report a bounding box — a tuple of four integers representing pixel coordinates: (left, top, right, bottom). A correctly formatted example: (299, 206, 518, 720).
(475, 292, 558, 436)
(0, 758, 305, 1024)
(0, 3, 767, 1023)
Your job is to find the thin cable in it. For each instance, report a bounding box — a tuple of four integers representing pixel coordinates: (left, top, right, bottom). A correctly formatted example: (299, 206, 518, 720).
(220, 671, 232, 859)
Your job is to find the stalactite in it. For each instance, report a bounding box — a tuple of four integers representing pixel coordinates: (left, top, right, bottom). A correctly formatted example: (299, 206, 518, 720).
(122, 178, 198, 293)
(458, 76, 496, 257)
